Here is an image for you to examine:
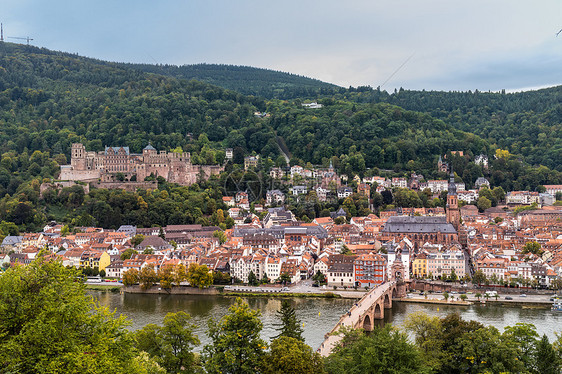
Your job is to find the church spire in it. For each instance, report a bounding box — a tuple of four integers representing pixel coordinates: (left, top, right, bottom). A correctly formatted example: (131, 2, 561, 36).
(448, 166, 457, 195)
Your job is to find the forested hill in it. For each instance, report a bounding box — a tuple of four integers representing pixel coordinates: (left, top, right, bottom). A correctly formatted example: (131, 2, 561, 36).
(0, 42, 272, 158)
(342, 87, 562, 172)
(125, 63, 342, 99)
(0, 42, 489, 171)
(0, 42, 560, 193)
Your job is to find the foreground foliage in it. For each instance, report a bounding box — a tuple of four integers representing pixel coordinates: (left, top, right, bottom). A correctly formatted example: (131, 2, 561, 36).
(0, 256, 158, 373)
(3, 257, 562, 374)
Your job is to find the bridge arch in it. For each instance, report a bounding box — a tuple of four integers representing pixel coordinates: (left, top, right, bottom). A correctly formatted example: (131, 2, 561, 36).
(383, 293, 391, 308)
(392, 287, 397, 298)
(362, 314, 372, 331)
(373, 302, 383, 319)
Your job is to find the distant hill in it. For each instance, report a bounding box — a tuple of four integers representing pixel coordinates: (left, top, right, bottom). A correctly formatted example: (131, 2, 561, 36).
(125, 63, 342, 99)
(340, 86, 562, 172)
(0, 42, 559, 194)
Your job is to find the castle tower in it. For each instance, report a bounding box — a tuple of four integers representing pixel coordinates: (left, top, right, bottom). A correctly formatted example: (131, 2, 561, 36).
(70, 143, 86, 170)
(446, 170, 460, 230)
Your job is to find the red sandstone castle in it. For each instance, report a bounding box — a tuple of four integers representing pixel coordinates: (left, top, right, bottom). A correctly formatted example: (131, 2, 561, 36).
(59, 143, 222, 186)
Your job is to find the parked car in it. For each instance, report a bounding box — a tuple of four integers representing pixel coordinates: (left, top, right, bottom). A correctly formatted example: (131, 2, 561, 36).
(519, 294, 527, 297)
(505, 296, 513, 300)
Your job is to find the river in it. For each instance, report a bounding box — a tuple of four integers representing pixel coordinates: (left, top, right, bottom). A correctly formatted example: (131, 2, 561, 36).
(92, 292, 562, 350)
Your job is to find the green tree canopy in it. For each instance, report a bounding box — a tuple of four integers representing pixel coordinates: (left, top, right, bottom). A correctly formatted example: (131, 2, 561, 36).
(263, 336, 324, 374)
(324, 325, 429, 374)
(273, 300, 304, 342)
(134, 311, 200, 374)
(0, 256, 157, 373)
(202, 298, 267, 374)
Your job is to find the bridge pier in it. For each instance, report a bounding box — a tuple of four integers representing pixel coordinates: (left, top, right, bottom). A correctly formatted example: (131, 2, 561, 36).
(318, 282, 398, 357)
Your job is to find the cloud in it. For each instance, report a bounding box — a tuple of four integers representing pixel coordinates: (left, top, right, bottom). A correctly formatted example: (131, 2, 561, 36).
(4, 0, 562, 91)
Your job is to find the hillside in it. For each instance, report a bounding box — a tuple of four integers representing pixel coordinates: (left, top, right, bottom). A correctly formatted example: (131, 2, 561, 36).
(342, 87, 562, 172)
(0, 43, 558, 190)
(0, 42, 560, 231)
(125, 63, 342, 99)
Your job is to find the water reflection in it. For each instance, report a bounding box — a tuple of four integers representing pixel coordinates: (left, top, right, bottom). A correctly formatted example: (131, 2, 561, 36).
(91, 291, 562, 350)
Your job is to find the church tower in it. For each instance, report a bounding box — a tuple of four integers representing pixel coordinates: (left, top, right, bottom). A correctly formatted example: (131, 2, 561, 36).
(446, 170, 460, 230)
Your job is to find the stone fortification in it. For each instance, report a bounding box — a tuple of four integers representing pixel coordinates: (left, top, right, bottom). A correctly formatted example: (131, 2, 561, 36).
(59, 143, 223, 186)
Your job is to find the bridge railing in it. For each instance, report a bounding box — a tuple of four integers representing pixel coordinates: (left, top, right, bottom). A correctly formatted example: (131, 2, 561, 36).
(323, 281, 395, 339)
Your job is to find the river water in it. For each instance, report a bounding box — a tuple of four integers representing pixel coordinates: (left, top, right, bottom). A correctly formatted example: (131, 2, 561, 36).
(92, 292, 562, 350)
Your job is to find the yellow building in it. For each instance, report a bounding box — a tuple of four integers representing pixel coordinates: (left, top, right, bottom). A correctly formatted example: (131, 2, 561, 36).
(80, 251, 111, 271)
(412, 253, 428, 278)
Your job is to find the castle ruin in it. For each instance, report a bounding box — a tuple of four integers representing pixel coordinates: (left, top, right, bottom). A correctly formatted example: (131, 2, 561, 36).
(59, 143, 222, 186)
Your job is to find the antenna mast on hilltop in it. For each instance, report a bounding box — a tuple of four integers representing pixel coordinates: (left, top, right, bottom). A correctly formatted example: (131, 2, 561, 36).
(1, 23, 3, 42)
(7, 36, 33, 45)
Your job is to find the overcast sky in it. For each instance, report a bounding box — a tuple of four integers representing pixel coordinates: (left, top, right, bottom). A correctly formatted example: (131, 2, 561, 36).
(4, 1, 562, 92)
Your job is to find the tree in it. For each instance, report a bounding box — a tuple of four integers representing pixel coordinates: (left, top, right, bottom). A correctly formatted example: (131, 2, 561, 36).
(403, 312, 445, 372)
(121, 248, 138, 260)
(248, 271, 259, 286)
(135, 311, 200, 374)
(457, 325, 524, 373)
(262, 337, 324, 374)
(522, 241, 542, 255)
(503, 323, 539, 369)
(158, 264, 175, 289)
(279, 272, 291, 284)
(212, 270, 231, 285)
(477, 196, 492, 212)
(186, 263, 213, 288)
(443, 292, 449, 302)
(260, 273, 270, 284)
(202, 298, 267, 374)
(472, 270, 486, 285)
(139, 264, 159, 290)
(312, 270, 326, 285)
(273, 300, 304, 342)
(122, 268, 140, 286)
(0, 256, 156, 373)
(131, 234, 146, 247)
(213, 230, 227, 245)
(324, 325, 429, 374)
(534, 334, 560, 374)
(174, 263, 187, 286)
(449, 268, 458, 282)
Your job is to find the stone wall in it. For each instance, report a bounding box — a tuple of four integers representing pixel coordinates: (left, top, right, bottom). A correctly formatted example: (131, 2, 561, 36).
(59, 167, 100, 182)
(40, 181, 89, 197)
(92, 181, 158, 192)
(123, 285, 220, 295)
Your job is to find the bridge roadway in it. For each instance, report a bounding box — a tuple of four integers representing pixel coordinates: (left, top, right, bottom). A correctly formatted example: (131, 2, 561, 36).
(317, 281, 398, 357)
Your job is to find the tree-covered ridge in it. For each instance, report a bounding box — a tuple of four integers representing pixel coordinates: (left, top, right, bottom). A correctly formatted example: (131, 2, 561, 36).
(127, 63, 342, 99)
(342, 87, 562, 172)
(0, 43, 495, 176)
(267, 100, 490, 174)
(0, 42, 274, 159)
(0, 41, 560, 211)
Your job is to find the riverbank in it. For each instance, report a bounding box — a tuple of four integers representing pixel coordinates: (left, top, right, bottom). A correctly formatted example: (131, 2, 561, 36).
(85, 284, 121, 293)
(224, 291, 341, 299)
(397, 298, 470, 306)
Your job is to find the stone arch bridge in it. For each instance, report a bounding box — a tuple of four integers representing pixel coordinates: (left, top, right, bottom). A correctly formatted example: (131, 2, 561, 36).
(317, 281, 407, 357)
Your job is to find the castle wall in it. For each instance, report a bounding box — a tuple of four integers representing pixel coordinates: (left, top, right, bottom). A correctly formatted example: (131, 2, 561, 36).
(92, 181, 158, 192)
(61, 143, 222, 187)
(40, 181, 89, 197)
(59, 167, 100, 182)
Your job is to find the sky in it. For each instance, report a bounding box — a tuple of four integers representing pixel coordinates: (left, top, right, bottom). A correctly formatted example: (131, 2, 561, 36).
(3, 0, 562, 92)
